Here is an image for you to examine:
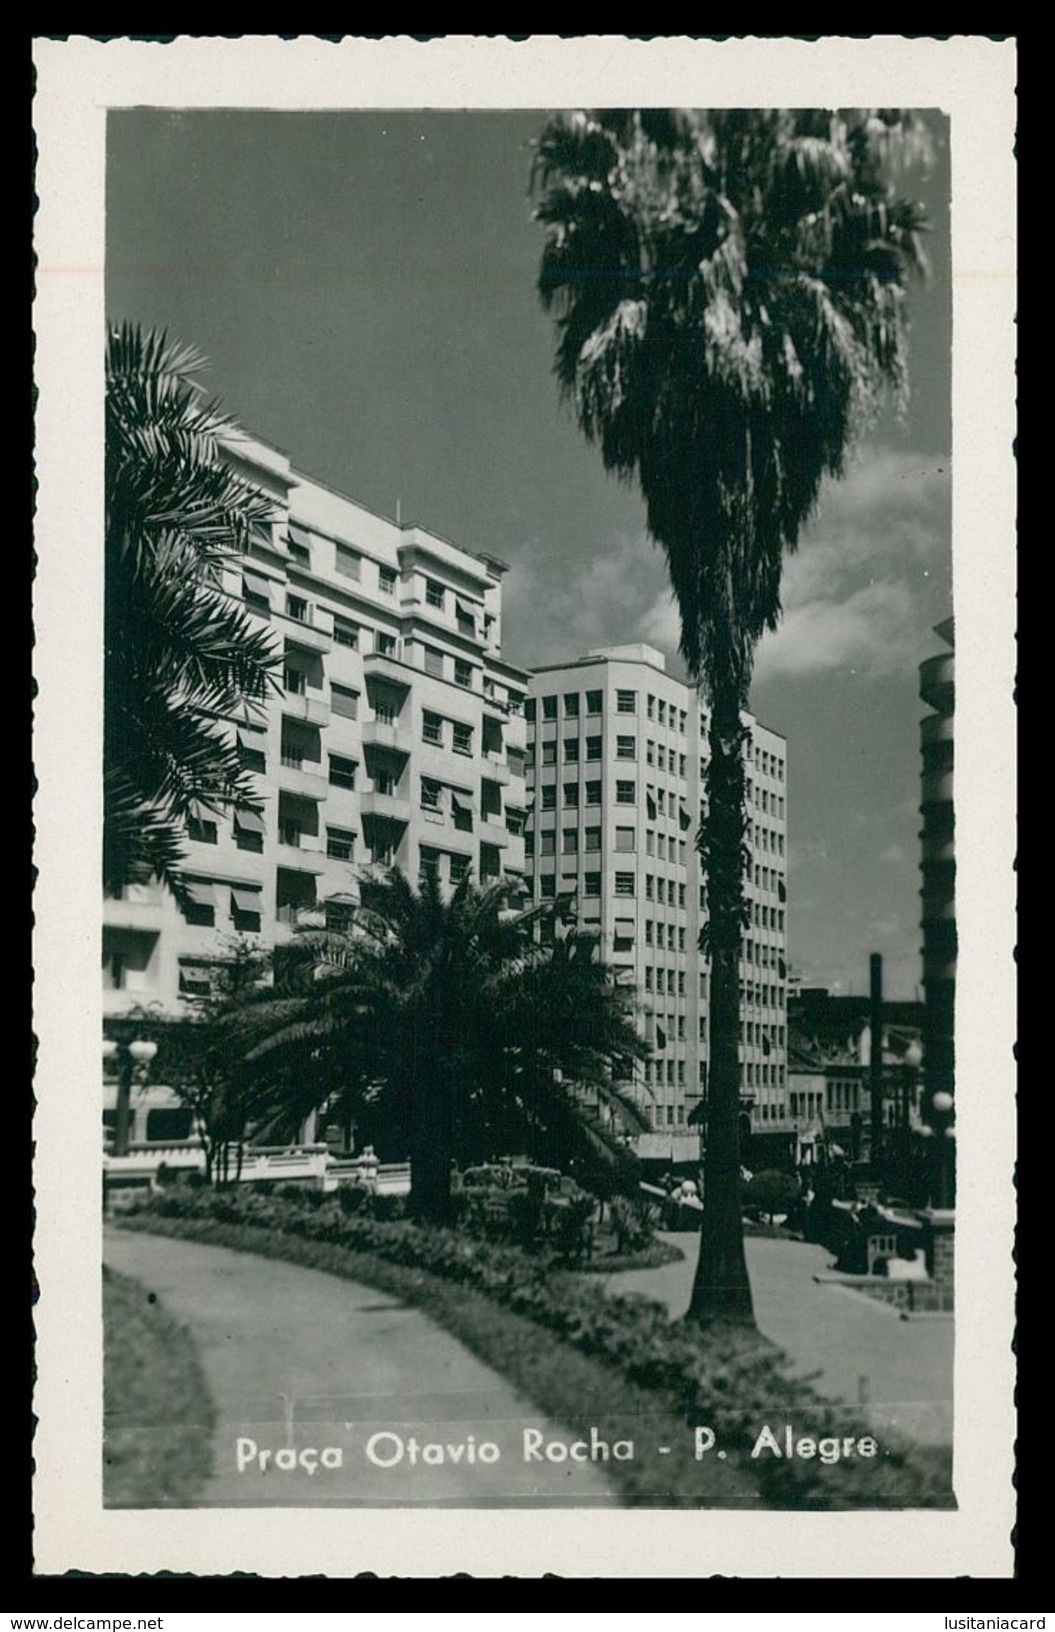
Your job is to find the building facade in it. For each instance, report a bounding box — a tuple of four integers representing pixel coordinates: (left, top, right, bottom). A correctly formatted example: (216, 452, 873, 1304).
(103, 433, 529, 1136)
(919, 617, 956, 1125)
(524, 644, 788, 1160)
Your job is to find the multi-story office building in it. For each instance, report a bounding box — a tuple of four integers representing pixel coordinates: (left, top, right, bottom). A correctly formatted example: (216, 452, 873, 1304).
(524, 644, 788, 1161)
(103, 432, 529, 1139)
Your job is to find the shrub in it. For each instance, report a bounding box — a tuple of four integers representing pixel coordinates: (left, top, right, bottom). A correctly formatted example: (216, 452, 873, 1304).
(123, 1188, 951, 1510)
(743, 1169, 799, 1222)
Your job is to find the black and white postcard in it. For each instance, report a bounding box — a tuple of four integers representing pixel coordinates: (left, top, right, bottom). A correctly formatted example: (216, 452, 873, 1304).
(32, 34, 1017, 1579)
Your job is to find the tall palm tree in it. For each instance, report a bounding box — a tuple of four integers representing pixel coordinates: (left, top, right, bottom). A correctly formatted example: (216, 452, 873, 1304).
(533, 108, 930, 1324)
(105, 323, 281, 906)
(235, 869, 650, 1223)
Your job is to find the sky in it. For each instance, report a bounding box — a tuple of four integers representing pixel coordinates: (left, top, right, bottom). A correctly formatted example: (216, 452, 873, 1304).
(106, 107, 952, 1000)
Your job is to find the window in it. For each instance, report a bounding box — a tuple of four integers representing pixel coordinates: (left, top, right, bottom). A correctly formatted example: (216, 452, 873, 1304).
(678, 972, 686, 996)
(646, 741, 655, 766)
(525, 698, 537, 723)
(616, 780, 635, 803)
(421, 778, 442, 812)
(657, 699, 667, 727)
(583, 872, 601, 896)
(524, 832, 535, 858)
(563, 782, 579, 808)
(187, 816, 217, 845)
(284, 666, 307, 696)
(584, 826, 601, 851)
(563, 692, 579, 717)
(614, 873, 635, 897)
(563, 737, 579, 763)
(423, 711, 443, 746)
(327, 827, 355, 861)
(454, 659, 473, 689)
(586, 690, 603, 714)
(424, 647, 444, 679)
(540, 831, 556, 857)
(541, 785, 557, 811)
(456, 601, 476, 635)
(615, 827, 635, 852)
(378, 565, 396, 595)
(243, 571, 270, 612)
(645, 876, 654, 901)
(542, 695, 558, 720)
(425, 578, 444, 609)
(678, 883, 686, 908)
(452, 722, 473, 755)
(331, 684, 359, 720)
(333, 617, 360, 650)
(539, 875, 556, 899)
(647, 695, 655, 721)
(586, 737, 602, 761)
(585, 781, 602, 805)
(286, 594, 309, 624)
(644, 968, 653, 991)
(449, 854, 470, 885)
(234, 810, 265, 851)
(562, 829, 578, 854)
(542, 741, 557, 766)
(616, 736, 636, 759)
(645, 921, 653, 945)
(181, 881, 215, 928)
(376, 632, 397, 657)
(231, 886, 262, 932)
(419, 847, 441, 884)
(657, 745, 666, 772)
(329, 756, 357, 791)
(237, 732, 266, 774)
(616, 690, 636, 713)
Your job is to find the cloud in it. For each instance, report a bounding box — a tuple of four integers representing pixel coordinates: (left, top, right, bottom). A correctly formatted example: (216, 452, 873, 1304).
(631, 446, 951, 686)
(504, 529, 671, 671)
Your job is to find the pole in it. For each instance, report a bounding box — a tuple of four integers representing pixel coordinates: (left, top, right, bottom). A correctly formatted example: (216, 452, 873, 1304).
(113, 1043, 133, 1158)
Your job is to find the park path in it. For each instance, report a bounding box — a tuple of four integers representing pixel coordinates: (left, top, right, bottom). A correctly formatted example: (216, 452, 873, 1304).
(605, 1233, 954, 1448)
(104, 1227, 618, 1506)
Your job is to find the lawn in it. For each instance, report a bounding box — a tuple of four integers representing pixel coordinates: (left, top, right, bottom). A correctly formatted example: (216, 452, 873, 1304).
(103, 1263, 216, 1506)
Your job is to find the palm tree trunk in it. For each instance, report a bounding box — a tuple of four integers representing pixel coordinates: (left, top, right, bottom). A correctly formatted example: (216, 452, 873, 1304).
(687, 680, 756, 1326)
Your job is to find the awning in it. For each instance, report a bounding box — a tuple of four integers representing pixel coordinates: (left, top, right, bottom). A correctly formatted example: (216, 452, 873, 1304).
(451, 792, 474, 816)
(243, 570, 271, 600)
(646, 793, 657, 820)
(455, 599, 476, 621)
(184, 880, 215, 907)
(237, 726, 266, 747)
(656, 1025, 667, 1050)
(234, 808, 266, 834)
(287, 524, 312, 552)
(679, 803, 692, 830)
(230, 887, 262, 915)
(614, 918, 635, 936)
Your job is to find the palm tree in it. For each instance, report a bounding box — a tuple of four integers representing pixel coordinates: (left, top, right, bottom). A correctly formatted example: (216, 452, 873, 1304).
(235, 869, 650, 1223)
(105, 323, 281, 906)
(533, 108, 930, 1324)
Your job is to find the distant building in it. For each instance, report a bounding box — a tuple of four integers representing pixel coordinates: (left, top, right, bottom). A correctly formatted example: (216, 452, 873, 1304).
(103, 432, 529, 1145)
(525, 643, 789, 1161)
(787, 987, 925, 1163)
(919, 617, 956, 1124)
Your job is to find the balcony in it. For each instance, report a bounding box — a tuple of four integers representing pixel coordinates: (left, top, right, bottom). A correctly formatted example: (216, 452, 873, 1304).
(103, 892, 162, 931)
(359, 790, 411, 825)
(364, 650, 411, 690)
(920, 711, 955, 748)
(279, 611, 332, 653)
(282, 693, 330, 728)
(277, 761, 330, 802)
(920, 766, 955, 808)
(482, 754, 510, 786)
(361, 718, 414, 756)
(278, 833, 326, 859)
(919, 651, 954, 714)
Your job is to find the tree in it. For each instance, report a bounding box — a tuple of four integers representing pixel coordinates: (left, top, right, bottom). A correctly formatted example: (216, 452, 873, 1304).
(160, 940, 281, 1186)
(105, 323, 281, 906)
(236, 869, 650, 1223)
(533, 108, 929, 1324)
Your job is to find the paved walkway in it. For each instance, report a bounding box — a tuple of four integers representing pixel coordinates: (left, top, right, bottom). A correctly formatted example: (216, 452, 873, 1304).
(605, 1233, 954, 1447)
(104, 1229, 618, 1506)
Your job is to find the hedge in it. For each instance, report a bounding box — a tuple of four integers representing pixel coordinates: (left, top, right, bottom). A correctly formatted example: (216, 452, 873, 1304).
(118, 1187, 954, 1510)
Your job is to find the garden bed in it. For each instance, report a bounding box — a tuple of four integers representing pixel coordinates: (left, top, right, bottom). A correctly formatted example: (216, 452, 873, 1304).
(116, 1188, 955, 1510)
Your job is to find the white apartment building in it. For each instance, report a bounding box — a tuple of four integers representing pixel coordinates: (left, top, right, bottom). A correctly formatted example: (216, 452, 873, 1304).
(103, 433, 529, 1139)
(525, 644, 788, 1161)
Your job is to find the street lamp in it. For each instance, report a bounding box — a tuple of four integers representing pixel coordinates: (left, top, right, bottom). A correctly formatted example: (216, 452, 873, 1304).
(103, 1033, 158, 1157)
